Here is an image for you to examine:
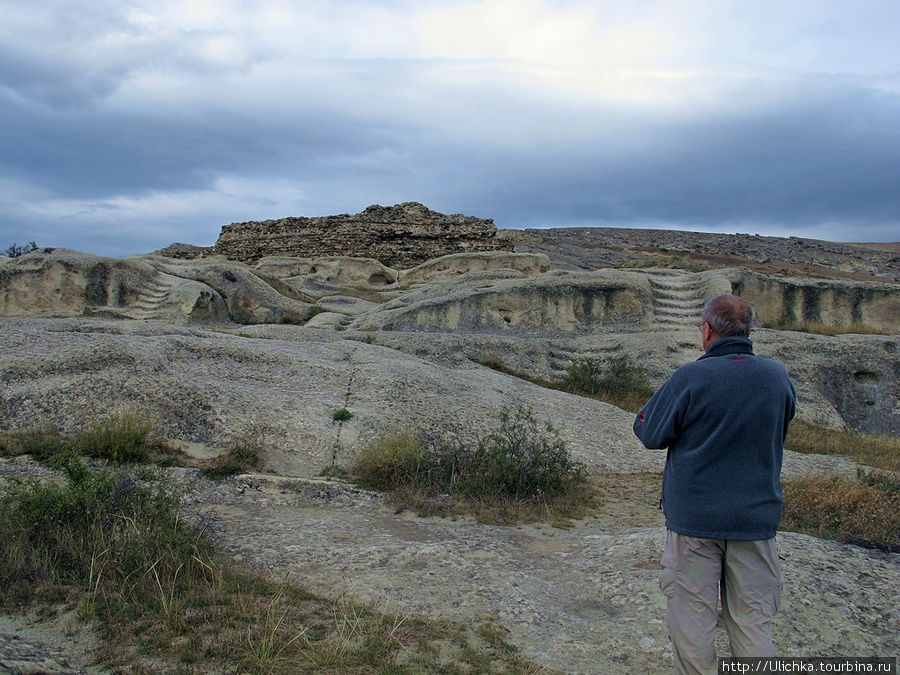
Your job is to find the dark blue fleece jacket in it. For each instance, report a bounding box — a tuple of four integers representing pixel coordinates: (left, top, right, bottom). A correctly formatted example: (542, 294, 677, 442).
(633, 337, 796, 540)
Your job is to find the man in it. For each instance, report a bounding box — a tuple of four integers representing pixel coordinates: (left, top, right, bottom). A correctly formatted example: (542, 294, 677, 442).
(633, 294, 796, 674)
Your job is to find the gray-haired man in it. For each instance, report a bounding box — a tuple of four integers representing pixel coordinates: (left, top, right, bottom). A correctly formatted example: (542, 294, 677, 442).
(633, 294, 796, 674)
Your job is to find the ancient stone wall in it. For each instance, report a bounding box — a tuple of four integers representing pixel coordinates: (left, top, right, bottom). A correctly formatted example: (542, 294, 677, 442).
(212, 202, 511, 268)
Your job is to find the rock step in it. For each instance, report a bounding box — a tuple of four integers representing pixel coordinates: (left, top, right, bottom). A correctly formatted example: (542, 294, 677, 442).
(130, 274, 179, 317)
(655, 297, 705, 310)
(648, 274, 706, 327)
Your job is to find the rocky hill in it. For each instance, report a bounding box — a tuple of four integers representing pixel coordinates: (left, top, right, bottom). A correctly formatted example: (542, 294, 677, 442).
(0, 220, 898, 672)
(209, 202, 510, 267)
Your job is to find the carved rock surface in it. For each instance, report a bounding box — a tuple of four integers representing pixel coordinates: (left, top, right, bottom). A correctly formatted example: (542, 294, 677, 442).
(733, 271, 899, 333)
(352, 270, 652, 334)
(0, 248, 229, 325)
(398, 251, 550, 285)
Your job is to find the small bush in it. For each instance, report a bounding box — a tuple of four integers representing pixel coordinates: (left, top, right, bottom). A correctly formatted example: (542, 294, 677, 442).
(3, 241, 37, 258)
(353, 408, 589, 523)
(464, 406, 585, 499)
(564, 356, 654, 412)
(781, 470, 900, 552)
(71, 412, 154, 462)
(332, 408, 354, 422)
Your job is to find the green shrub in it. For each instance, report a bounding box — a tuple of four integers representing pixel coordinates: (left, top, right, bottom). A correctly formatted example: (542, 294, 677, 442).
(71, 412, 154, 463)
(564, 356, 654, 412)
(463, 406, 585, 499)
(332, 408, 354, 422)
(353, 408, 589, 522)
(0, 453, 213, 608)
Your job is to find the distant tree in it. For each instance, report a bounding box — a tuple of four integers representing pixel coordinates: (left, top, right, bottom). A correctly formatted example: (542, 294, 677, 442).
(3, 241, 37, 257)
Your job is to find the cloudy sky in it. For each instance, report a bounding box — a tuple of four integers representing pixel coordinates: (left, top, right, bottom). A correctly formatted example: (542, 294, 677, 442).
(1, 0, 898, 257)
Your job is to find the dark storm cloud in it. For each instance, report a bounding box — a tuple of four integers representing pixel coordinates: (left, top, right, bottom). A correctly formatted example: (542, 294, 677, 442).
(0, 89, 397, 198)
(1, 0, 898, 256)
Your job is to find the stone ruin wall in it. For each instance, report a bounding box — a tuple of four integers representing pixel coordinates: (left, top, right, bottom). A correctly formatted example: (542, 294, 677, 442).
(212, 202, 512, 268)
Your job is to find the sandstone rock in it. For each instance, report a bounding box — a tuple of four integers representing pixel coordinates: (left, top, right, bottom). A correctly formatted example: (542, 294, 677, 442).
(154, 241, 214, 259)
(398, 251, 550, 285)
(504, 227, 900, 282)
(252, 256, 315, 279)
(0, 248, 230, 325)
(303, 311, 350, 329)
(145, 256, 314, 325)
(213, 202, 511, 267)
(305, 257, 399, 288)
(351, 270, 652, 334)
(732, 271, 900, 333)
(315, 295, 382, 316)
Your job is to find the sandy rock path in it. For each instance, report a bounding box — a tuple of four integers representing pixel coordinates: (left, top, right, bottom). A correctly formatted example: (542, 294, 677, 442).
(194, 473, 900, 674)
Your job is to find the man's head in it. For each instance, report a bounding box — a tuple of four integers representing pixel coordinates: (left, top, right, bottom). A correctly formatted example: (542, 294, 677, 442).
(700, 294, 752, 348)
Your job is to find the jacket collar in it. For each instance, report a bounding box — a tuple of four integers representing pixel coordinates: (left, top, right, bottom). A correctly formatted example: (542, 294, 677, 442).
(698, 336, 754, 360)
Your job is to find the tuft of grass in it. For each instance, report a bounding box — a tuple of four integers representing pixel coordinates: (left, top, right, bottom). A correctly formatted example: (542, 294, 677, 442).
(785, 419, 899, 472)
(781, 470, 900, 552)
(202, 437, 262, 479)
(71, 412, 154, 463)
(353, 407, 592, 524)
(767, 319, 887, 336)
(0, 455, 537, 672)
(2, 416, 187, 469)
(354, 429, 429, 492)
(0, 425, 66, 461)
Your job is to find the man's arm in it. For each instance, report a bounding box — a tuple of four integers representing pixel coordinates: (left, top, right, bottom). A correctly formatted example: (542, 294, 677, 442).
(633, 377, 686, 449)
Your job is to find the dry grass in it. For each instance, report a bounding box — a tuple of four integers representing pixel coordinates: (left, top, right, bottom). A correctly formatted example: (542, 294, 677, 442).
(0, 456, 542, 673)
(481, 355, 653, 413)
(767, 319, 887, 336)
(785, 419, 899, 472)
(781, 471, 900, 552)
(614, 254, 716, 273)
(781, 420, 899, 550)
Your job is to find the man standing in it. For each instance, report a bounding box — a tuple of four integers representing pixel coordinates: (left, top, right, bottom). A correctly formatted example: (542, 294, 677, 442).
(633, 294, 796, 674)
